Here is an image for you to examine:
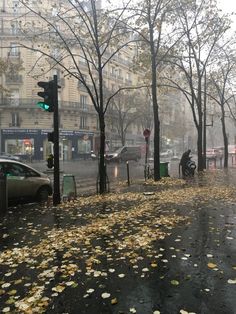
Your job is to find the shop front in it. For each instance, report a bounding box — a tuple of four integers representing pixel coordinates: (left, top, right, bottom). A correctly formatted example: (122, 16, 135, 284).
(1, 128, 95, 161)
(1, 129, 43, 161)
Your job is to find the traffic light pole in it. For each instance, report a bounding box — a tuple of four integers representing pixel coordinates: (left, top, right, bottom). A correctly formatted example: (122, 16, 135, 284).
(53, 75, 60, 205)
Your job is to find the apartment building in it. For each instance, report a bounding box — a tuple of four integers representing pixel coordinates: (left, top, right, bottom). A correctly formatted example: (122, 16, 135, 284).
(0, 0, 145, 160)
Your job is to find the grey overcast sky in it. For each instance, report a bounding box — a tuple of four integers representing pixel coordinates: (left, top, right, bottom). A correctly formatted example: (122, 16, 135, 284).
(218, 0, 236, 13)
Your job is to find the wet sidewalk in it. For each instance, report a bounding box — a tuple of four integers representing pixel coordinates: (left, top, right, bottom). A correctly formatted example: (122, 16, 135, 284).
(1, 170, 236, 313)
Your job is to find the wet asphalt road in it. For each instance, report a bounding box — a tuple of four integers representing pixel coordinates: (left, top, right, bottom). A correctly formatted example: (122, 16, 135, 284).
(1, 170, 236, 313)
(27, 158, 181, 195)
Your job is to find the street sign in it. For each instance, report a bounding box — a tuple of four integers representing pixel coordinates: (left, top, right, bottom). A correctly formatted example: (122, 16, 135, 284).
(143, 128, 151, 138)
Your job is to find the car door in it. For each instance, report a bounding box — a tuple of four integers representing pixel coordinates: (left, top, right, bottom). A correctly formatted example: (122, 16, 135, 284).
(1, 162, 37, 199)
(0, 161, 24, 199)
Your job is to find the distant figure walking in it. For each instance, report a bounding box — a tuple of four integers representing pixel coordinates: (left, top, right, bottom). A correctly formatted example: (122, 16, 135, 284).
(180, 149, 191, 178)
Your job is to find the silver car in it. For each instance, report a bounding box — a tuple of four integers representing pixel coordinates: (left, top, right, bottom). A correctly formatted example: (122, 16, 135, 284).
(0, 158, 52, 204)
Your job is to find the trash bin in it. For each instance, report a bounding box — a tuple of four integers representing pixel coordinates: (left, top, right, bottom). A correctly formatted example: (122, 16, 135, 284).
(0, 172, 8, 214)
(160, 162, 169, 177)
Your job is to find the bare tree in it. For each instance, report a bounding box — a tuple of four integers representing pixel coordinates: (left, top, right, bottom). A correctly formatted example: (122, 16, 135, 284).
(107, 91, 142, 146)
(138, 88, 153, 131)
(208, 44, 236, 168)
(18, 0, 138, 193)
(130, 0, 183, 180)
(163, 0, 231, 171)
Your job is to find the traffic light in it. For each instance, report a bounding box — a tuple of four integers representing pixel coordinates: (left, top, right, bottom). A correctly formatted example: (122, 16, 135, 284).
(47, 131, 54, 143)
(37, 80, 54, 112)
(47, 154, 54, 169)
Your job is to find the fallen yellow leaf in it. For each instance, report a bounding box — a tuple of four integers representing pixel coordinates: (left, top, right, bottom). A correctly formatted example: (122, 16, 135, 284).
(52, 285, 65, 293)
(207, 263, 217, 269)
(171, 280, 179, 285)
(151, 263, 158, 268)
(111, 298, 118, 305)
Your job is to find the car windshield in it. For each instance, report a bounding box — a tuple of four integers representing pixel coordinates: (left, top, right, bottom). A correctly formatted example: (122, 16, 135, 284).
(113, 147, 123, 154)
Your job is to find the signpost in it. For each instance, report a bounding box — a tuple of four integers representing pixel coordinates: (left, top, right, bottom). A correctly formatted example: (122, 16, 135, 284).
(143, 128, 151, 180)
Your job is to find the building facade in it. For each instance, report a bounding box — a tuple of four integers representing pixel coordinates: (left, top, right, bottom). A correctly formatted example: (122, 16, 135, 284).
(0, 0, 146, 160)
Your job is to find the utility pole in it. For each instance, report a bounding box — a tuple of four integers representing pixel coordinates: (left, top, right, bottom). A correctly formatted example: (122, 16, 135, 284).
(52, 75, 60, 205)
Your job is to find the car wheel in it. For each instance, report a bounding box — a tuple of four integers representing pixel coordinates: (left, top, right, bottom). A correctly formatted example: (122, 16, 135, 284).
(37, 187, 49, 203)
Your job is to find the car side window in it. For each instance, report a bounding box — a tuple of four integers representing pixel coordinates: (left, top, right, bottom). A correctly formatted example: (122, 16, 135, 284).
(4, 163, 25, 177)
(21, 165, 39, 177)
(0, 163, 38, 177)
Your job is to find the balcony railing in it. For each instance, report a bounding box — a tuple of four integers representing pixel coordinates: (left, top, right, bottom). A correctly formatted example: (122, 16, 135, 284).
(0, 98, 97, 113)
(80, 125, 89, 130)
(7, 51, 21, 58)
(5, 75, 23, 85)
(0, 28, 24, 36)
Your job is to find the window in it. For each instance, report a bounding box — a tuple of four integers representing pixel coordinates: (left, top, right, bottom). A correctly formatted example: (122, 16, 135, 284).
(77, 138, 91, 154)
(126, 72, 131, 81)
(80, 116, 87, 129)
(9, 43, 19, 57)
(11, 112, 20, 127)
(80, 95, 87, 110)
(52, 7, 58, 16)
(11, 22, 18, 35)
(10, 90, 19, 106)
(0, 162, 38, 177)
(110, 66, 117, 77)
(12, 0, 19, 13)
(79, 56, 87, 66)
(5, 138, 34, 155)
(51, 48, 60, 59)
(118, 69, 122, 79)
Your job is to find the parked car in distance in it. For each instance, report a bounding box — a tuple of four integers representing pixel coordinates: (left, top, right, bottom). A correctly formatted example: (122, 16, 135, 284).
(0, 154, 21, 161)
(0, 158, 52, 204)
(228, 145, 236, 154)
(160, 150, 173, 158)
(206, 148, 223, 159)
(212, 146, 224, 155)
(105, 146, 141, 163)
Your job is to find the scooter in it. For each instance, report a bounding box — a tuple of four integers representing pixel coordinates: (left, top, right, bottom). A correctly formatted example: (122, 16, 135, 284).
(185, 157, 196, 177)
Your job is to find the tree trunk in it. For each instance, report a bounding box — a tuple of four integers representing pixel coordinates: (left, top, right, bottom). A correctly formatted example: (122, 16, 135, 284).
(197, 120, 204, 172)
(221, 112, 228, 168)
(99, 113, 107, 194)
(121, 128, 125, 146)
(153, 98, 160, 180)
(197, 80, 204, 172)
(150, 30, 160, 181)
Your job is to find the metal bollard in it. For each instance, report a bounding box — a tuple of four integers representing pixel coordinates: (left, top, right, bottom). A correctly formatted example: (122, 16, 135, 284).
(126, 161, 130, 186)
(0, 172, 8, 214)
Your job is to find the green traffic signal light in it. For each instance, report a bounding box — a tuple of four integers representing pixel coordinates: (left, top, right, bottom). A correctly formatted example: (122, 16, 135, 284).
(37, 80, 54, 112)
(37, 101, 50, 111)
